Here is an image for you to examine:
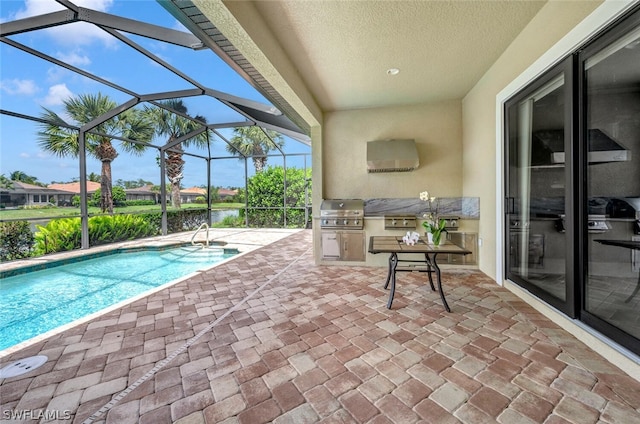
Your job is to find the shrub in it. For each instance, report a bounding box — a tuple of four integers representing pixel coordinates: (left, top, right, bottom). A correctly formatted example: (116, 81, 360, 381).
(34, 218, 81, 255)
(212, 215, 245, 228)
(33, 214, 158, 254)
(124, 200, 156, 207)
(246, 166, 311, 228)
(0, 221, 35, 261)
(139, 209, 208, 234)
(89, 187, 127, 207)
(88, 215, 157, 246)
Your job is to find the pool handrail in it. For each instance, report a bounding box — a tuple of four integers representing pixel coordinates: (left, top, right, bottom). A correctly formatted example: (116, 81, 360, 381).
(191, 223, 210, 249)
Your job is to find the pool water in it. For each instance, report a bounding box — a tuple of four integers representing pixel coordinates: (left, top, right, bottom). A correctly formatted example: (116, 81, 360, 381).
(0, 246, 236, 351)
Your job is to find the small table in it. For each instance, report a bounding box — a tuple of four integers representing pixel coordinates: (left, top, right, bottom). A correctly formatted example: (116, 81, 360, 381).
(368, 236, 471, 312)
(594, 239, 640, 303)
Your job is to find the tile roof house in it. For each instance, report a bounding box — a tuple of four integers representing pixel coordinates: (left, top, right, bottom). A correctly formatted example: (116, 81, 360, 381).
(180, 186, 206, 204)
(124, 184, 159, 203)
(47, 181, 101, 206)
(0, 181, 68, 208)
(218, 188, 238, 199)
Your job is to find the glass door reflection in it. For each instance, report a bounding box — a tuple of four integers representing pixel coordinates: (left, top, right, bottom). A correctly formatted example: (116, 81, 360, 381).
(583, 21, 640, 340)
(506, 59, 571, 312)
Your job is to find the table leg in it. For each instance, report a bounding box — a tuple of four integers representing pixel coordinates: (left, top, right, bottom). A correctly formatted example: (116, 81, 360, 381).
(624, 271, 640, 303)
(424, 253, 436, 291)
(430, 253, 451, 312)
(384, 253, 394, 289)
(386, 253, 398, 309)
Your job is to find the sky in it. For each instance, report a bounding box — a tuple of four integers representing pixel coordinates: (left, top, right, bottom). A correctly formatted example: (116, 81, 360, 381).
(0, 0, 310, 189)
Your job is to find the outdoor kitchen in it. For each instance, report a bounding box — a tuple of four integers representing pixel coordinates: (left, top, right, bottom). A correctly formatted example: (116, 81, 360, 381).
(318, 194, 480, 268)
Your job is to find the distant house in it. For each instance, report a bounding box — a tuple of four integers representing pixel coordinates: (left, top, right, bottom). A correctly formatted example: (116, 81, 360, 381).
(47, 181, 101, 206)
(179, 187, 239, 203)
(125, 184, 159, 203)
(218, 188, 238, 200)
(180, 187, 206, 204)
(0, 181, 69, 208)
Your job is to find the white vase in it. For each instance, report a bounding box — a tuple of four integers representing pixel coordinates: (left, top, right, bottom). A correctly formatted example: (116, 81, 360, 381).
(426, 233, 434, 244)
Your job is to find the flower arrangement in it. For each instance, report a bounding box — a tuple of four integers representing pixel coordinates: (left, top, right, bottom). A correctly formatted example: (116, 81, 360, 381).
(419, 190, 447, 246)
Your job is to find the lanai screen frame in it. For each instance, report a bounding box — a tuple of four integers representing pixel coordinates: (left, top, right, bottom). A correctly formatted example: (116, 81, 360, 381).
(0, 0, 311, 250)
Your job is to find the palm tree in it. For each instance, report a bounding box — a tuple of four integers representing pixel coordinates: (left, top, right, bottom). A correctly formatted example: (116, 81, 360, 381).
(88, 172, 101, 183)
(226, 126, 284, 173)
(145, 99, 209, 208)
(0, 174, 14, 190)
(37, 93, 153, 213)
(9, 170, 41, 186)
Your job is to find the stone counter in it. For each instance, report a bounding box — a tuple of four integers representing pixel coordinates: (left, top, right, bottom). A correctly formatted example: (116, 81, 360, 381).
(364, 197, 480, 219)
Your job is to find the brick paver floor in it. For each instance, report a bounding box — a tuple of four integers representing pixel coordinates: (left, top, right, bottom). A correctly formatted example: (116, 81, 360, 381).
(2, 229, 640, 423)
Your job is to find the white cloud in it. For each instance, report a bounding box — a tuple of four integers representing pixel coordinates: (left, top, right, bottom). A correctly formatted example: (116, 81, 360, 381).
(46, 66, 69, 83)
(0, 79, 39, 95)
(56, 51, 92, 67)
(41, 83, 74, 106)
(9, 0, 65, 20)
(10, 0, 116, 47)
(20, 152, 30, 158)
(12, 0, 113, 19)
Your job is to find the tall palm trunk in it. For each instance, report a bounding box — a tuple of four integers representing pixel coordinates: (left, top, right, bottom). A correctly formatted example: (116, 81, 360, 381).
(252, 145, 266, 173)
(253, 157, 268, 173)
(95, 139, 118, 213)
(100, 162, 113, 213)
(166, 142, 184, 208)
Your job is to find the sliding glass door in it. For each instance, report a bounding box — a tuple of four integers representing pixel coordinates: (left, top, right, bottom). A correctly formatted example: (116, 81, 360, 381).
(505, 58, 574, 315)
(580, 14, 640, 351)
(505, 6, 640, 355)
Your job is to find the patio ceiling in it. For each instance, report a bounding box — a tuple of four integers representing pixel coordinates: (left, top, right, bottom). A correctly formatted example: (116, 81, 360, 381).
(160, 0, 547, 119)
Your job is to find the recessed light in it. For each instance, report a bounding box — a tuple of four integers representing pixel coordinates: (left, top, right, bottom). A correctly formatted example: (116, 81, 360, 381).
(386, 68, 400, 76)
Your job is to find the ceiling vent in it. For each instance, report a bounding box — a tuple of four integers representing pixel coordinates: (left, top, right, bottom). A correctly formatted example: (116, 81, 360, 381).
(367, 139, 419, 173)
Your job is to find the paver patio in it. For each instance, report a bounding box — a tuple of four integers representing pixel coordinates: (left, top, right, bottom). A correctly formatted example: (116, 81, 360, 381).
(1, 229, 640, 423)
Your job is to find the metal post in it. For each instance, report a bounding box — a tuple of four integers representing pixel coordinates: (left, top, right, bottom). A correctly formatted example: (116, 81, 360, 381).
(78, 130, 89, 249)
(159, 147, 167, 235)
(283, 155, 287, 228)
(244, 158, 249, 227)
(206, 157, 212, 227)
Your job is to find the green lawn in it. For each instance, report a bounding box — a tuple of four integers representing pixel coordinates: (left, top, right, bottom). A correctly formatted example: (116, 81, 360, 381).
(0, 203, 244, 221)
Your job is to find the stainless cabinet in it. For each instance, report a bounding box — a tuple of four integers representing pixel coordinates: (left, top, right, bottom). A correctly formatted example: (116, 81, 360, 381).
(321, 231, 365, 261)
(445, 232, 478, 265)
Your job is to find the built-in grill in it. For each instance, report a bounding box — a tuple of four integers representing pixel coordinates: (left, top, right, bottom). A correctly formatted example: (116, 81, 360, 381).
(320, 199, 364, 229)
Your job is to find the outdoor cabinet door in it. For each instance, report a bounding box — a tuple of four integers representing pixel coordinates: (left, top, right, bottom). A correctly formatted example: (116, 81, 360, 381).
(341, 232, 365, 262)
(321, 232, 341, 259)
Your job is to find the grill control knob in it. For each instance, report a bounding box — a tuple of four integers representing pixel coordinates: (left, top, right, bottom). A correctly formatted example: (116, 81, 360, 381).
(343, 219, 348, 225)
(354, 219, 360, 225)
(392, 219, 397, 226)
(333, 219, 338, 225)
(322, 219, 329, 225)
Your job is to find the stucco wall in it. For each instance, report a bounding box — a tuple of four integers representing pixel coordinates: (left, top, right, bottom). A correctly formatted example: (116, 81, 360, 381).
(322, 100, 462, 200)
(461, 0, 603, 280)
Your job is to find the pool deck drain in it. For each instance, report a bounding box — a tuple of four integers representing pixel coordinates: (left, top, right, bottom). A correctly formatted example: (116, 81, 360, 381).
(0, 355, 48, 378)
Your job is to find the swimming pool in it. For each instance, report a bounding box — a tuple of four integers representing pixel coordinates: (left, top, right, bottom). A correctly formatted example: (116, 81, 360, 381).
(0, 246, 237, 352)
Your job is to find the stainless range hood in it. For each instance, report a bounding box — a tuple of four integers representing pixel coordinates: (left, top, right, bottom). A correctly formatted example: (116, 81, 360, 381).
(532, 129, 631, 166)
(367, 139, 419, 173)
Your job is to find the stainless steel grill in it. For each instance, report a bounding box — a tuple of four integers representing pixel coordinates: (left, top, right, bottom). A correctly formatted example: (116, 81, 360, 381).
(320, 199, 364, 229)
